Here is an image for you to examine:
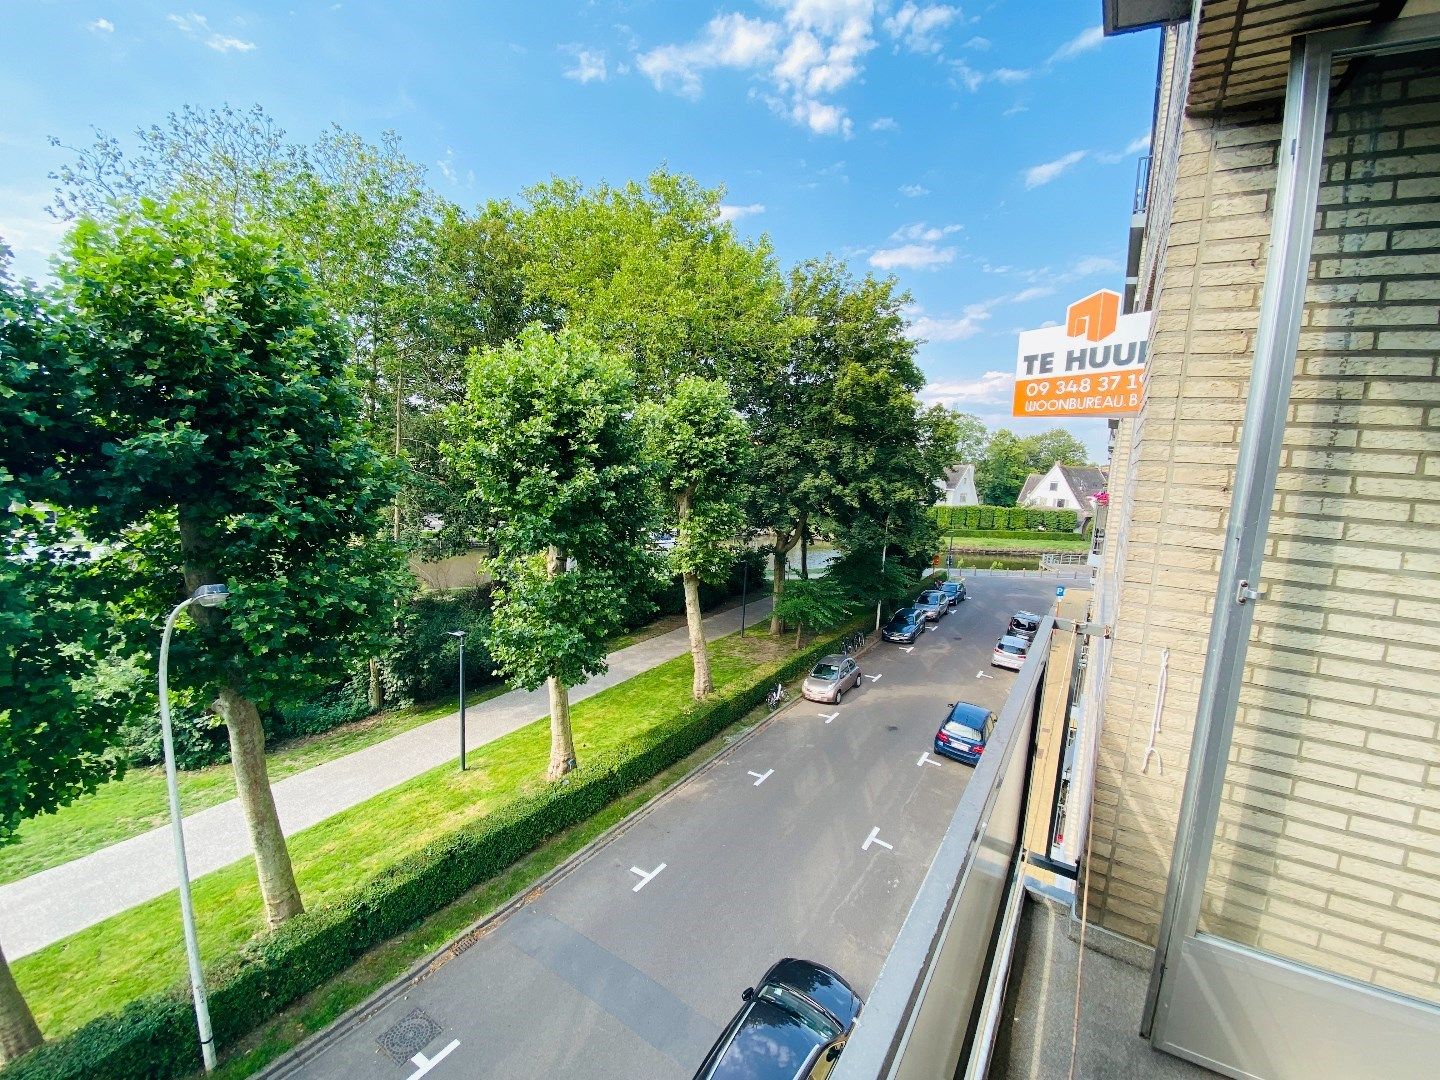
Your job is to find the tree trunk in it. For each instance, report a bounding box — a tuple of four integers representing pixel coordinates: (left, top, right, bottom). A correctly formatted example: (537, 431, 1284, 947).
(0, 943, 42, 1065)
(799, 517, 810, 581)
(794, 622, 804, 651)
(545, 545, 578, 779)
(682, 570, 712, 699)
(770, 549, 786, 636)
(368, 657, 384, 711)
(214, 686, 305, 928)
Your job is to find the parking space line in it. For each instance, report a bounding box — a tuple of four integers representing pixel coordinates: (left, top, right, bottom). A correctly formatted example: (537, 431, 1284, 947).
(863, 673, 882, 683)
(862, 827, 894, 852)
(818, 711, 839, 724)
(629, 863, 666, 892)
(900, 646, 915, 654)
(976, 671, 994, 679)
(747, 769, 773, 786)
(408, 1040, 460, 1078)
(917, 752, 942, 768)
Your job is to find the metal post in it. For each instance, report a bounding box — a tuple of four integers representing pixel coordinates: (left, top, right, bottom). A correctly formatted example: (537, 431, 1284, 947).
(458, 638, 467, 770)
(874, 543, 889, 632)
(739, 559, 749, 636)
(159, 597, 217, 1072)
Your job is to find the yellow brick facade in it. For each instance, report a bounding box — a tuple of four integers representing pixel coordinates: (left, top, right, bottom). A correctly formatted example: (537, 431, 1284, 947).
(1084, 45, 1440, 1007)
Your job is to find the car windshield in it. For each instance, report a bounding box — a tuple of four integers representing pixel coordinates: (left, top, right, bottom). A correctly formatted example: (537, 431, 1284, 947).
(811, 663, 839, 679)
(943, 720, 981, 740)
(998, 642, 1025, 655)
(756, 984, 842, 1040)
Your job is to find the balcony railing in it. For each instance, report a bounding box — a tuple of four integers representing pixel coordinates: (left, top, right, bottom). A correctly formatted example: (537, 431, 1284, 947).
(832, 617, 1054, 1080)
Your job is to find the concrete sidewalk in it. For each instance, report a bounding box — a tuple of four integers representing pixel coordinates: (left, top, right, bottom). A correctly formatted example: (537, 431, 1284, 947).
(0, 597, 773, 960)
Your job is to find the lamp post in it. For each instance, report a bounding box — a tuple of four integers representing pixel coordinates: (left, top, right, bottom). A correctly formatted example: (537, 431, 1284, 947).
(447, 630, 467, 770)
(739, 558, 750, 637)
(159, 582, 228, 1073)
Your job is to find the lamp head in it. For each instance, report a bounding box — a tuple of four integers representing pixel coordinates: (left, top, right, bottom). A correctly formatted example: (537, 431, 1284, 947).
(446, 630, 466, 640)
(192, 583, 229, 608)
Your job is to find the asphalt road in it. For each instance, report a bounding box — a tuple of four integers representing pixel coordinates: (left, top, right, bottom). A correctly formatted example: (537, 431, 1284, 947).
(280, 576, 1061, 1080)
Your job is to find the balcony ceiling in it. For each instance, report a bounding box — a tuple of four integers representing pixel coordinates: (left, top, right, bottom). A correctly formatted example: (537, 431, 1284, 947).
(1188, 0, 1394, 112)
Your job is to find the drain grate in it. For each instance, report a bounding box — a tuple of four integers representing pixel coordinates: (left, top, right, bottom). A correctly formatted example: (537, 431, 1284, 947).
(377, 1008, 442, 1064)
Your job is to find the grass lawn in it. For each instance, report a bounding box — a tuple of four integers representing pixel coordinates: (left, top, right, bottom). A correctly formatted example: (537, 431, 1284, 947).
(942, 534, 1090, 553)
(12, 629, 793, 1040)
(0, 686, 509, 886)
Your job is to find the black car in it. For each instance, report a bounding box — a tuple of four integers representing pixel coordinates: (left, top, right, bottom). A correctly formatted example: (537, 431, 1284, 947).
(1006, 611, 1042, 642)
(881, 606, 927, 643)
(693, 958, 863, 1080)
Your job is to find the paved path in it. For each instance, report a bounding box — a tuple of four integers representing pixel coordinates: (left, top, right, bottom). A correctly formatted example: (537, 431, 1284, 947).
(0, 597, 773, 960)
(267, 577, 1060, 1080)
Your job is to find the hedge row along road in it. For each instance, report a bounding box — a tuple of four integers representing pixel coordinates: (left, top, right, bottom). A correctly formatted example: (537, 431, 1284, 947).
(272, 575, 1062, 1080)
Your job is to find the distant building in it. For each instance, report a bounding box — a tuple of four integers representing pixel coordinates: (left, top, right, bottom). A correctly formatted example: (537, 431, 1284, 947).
(1017, 461, 1106, 514)
(935, 463, 978, 507)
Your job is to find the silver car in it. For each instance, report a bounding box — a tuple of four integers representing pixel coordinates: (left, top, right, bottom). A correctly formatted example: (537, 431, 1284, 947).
(802, 654, 862, 703)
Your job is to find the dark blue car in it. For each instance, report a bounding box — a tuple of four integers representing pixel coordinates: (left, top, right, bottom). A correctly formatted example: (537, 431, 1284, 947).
(881, 606, 926, 643)
(934, 701, 997, 766)
(939, 579, 967, 606)
(693, 958, 863, 1080)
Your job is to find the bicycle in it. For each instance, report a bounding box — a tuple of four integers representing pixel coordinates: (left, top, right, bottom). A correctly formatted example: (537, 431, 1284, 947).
(765, 682, 785, 710)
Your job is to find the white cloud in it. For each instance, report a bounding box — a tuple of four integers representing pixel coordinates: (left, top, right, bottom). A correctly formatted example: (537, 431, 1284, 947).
(0, 188, 69, 283)
(88, 18, 114, 32)
(964, 36, 990, 50)
(1003, 101, 1029, 116)
(1009, 286, 1054, 303)
(168, 13, 255, 52)
(637, 2, 883, 137)
(1023, 149, 1087, 189)
(870, 243, 956, 271)
(922, 370, 1013, 405)
(563, 47, 608, 83)
(899, 182, 930, 197)
(883, 3, 960, 54)
(891, 221, 961, 243)
(1095, 132, 1152, 164)
(990, 67, 1030, 84)
(717, 202, 766, 222)
(1048, 25, 1104, 64)
(869, 116, 898, 131)
(950, 59, 984, 92)
(1070, 255, 1120, 278)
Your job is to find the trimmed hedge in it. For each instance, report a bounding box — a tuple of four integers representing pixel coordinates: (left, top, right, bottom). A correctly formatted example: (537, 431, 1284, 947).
(931, 505, 1079, 532)
(940, 528, 1089, 543)
(3, 622, 860, 1080)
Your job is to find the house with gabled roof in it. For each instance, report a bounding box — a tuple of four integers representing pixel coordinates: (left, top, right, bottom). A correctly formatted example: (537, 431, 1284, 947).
(935, 463, 978, 507)
(1017, 460, 1107, 517)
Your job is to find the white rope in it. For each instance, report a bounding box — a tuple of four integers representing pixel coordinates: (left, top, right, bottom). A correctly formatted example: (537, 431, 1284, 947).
(1142, 647, 1169, 775)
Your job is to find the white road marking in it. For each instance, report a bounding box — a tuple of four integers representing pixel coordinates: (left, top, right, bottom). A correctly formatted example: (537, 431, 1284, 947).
(409, 1040, 460, 1078)
(863, 673, 883, 682)
(976, 671, 994, 679)
(819, 711, 839, 724)
(862, 827, 894, 852)
(747, 769, 774, 786)
(630, 863, 666, 892)
(917, 752, 942, 768)
(901, 646, 915, 654)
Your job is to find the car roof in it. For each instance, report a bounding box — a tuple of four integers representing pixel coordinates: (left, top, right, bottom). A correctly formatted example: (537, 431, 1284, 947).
(815, 654, 847, 666)
(763, 958, 860, 1028)
(1011, 611, 1040, 623)
(945, 701, 990, 728)
(704, 999, 824, 1080)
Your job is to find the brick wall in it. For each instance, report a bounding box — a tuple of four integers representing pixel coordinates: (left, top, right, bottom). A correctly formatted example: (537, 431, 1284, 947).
(1086, 51, 1440, 1008)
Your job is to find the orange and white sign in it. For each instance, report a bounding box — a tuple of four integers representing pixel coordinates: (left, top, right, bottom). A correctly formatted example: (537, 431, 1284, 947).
(1013, 290, 1153, 418)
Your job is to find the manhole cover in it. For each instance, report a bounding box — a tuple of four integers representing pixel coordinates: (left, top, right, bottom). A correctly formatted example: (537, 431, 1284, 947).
(887, 725, 899, 732)
(377, 1008, 441, 1064)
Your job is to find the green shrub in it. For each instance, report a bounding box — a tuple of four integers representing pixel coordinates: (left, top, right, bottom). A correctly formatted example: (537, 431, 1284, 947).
(2, 623, 856, 1080)
(940, 528, 1088, 543)
(930, 505, 1078, 533)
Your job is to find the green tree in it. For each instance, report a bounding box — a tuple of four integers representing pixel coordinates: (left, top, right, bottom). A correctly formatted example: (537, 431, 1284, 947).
(445, 327, 652, 779)
(639, 378, 751, 699)
(508, 169, 793, 398)
(0, 250, 139, 1064)
(1021, 427, 1091, 471)
(61, 200, 408, 929)
(977, 429, 1032, 506)
(771, 576, 851, 650)
(951, 410, 989, 467)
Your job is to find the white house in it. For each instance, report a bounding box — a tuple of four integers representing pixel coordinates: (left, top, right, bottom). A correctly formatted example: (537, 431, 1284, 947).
(1017, 461, 1106, 517)
(935, 463, 978, 507)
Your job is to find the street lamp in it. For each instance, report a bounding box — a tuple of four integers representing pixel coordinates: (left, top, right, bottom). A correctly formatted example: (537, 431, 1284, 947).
(159, 582, 229, 1073)
(447, 630, 467, 770)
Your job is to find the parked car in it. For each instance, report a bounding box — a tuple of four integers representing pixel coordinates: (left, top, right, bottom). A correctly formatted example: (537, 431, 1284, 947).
(992, 634, 1030, 671)
(939, 579, 967, 606)
(802, 654, 862, 704)
(881, 607, 927, 643)
(693, 958, 863, 1080)
(914, 590, 948, 621)
(1006, 612, 1041, 642)
(934, 701, 998, 765)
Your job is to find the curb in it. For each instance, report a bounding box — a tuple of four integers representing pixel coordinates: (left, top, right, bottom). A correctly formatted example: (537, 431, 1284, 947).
(254, 643, 842, 1080)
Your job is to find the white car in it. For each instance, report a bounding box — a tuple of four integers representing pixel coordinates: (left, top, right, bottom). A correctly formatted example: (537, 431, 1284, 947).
(992, 634, 1029, 671)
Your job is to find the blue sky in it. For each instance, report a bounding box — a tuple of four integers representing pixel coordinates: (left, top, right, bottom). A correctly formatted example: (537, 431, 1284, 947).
(0, 2, 1160, 460)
